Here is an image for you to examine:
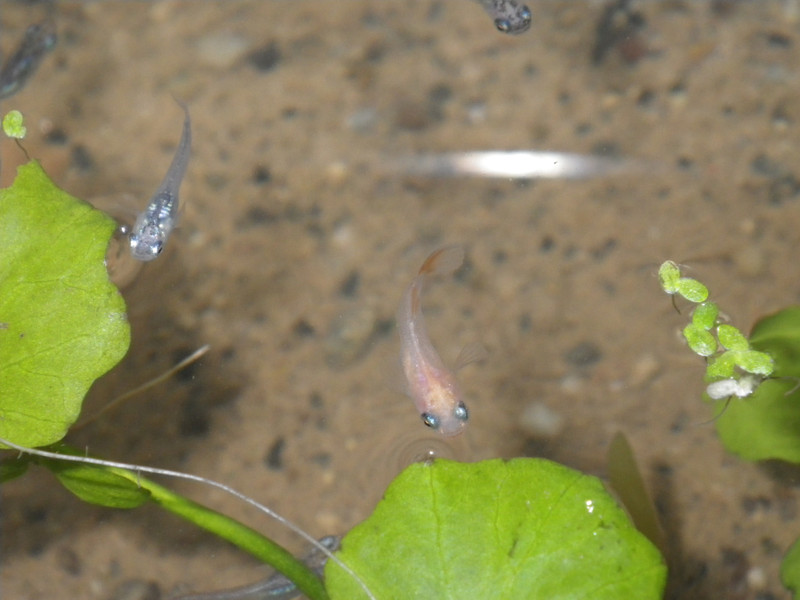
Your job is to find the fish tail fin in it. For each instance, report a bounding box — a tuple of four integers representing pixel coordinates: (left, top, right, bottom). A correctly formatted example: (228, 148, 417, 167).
(419, 245, 465, 278)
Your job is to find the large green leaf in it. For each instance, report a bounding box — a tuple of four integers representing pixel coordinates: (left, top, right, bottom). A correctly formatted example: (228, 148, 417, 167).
(0, 161, 130, 448)
(326, 458, 666, 599)
(714, 307, 800, 462)
(782, 536, 800, 599)
(714, 379, 800, 462)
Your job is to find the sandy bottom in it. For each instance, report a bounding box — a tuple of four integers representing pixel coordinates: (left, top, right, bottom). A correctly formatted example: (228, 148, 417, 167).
(3, 1, 800, 599)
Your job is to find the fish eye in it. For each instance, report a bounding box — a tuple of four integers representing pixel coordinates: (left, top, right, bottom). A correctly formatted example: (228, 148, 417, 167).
(454, 401, 469, 422)
(521, 8, 532, 22)
(494, 18, 511, 33)
(421, 412, 440, 429)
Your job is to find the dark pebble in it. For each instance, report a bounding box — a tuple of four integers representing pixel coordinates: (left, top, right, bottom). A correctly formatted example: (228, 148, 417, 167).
(179, 397, 210, 437)
(564, 341, 603, 368)
(540, 236, 555, 253)
(70, 144, 94, 171)
(741, 495, 771, 515)
(243, 205, 278, 226)
(765, 32, 792, 48)
(309, 391, 324, 409)
(264, 436, 286, 471)
(338, 270, 361, 298)
(292, 318, 316, 338)
(57, 546, 82, 576)
(247, 42, 281, 72)
(591, 238, 617, 261)
(252, 164, 272, 184)
(44, 127, 68, 145)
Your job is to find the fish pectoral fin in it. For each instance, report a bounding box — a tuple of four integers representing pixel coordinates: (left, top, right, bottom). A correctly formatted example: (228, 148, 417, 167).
(454, 341, 489, 371)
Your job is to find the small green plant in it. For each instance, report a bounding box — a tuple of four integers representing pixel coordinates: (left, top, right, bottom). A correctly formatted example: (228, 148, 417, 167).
(0, 153, 667, 598)
(2, 109, 27, 139)
(658, 261, 774, 384)
(658, 260, 800, 597)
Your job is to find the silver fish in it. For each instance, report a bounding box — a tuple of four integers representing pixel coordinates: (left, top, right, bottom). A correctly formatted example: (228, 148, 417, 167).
(129, 101, 192, 261)
(170, 535, 341, 600)
(475, 0, 532, 35)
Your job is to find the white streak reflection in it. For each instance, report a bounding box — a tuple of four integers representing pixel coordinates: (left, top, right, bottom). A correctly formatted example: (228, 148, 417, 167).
(394, 151, 638, 180)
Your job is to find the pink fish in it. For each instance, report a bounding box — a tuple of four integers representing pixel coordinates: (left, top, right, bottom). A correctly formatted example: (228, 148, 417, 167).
(398, 246, 481, 437)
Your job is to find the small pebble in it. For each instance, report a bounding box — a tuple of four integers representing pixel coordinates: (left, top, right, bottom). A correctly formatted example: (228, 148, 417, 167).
(465, 101, 487, 124)
(264, 436, 286, 471)
(627, 353, 660, 388)
(196, 32, 250, 69)
(747, 566, 766, 590)
(394, 99, 434, 131)
(324, 306, 379, 368)
(734, 245, 766, 278)
(316, 511, 342, 533)
(346, 107, 378, 132)
(312, 452, 332, 468)
(520, 402, 565, 437)
(560, 373, 584, 395)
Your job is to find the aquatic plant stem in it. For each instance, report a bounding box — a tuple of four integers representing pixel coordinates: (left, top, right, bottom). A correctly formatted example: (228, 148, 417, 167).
(2, 437, 374, 598)
(111, 468, 328, 600)
(11, 443, 330, 600)
(130, 473, 329, 600)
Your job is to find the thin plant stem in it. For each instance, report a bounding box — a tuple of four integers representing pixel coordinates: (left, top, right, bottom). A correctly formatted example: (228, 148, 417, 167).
(0, 438, 378, 599)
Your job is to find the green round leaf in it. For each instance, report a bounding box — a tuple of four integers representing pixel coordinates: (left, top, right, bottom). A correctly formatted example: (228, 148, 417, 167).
(327, 458, 666, 600)
(676, 278, 708, 303)
(691, 302, 718, 331)
(733, 350, 774, 377)
(717, 324, 750, 351)
(781, 535, 800, 596)
(0, 162, 130, 448)
(683, 323, 717, 357)
(658, 261, 681, 294)
(706, 351, 737, 380)
(2, 110, 26, 139)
